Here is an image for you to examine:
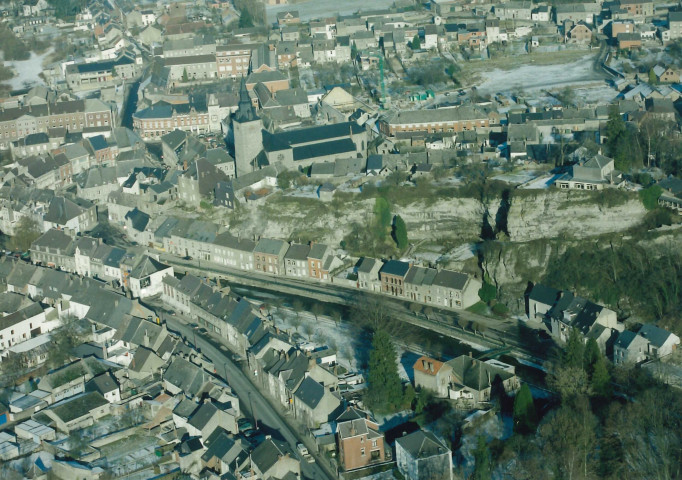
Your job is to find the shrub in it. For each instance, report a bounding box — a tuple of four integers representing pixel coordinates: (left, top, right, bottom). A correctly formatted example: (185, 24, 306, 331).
(639, 184, 663, 211)
(492, 303, 509, 316)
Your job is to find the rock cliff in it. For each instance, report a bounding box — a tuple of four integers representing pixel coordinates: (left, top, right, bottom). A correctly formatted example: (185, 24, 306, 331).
(505, 190, 647, 242)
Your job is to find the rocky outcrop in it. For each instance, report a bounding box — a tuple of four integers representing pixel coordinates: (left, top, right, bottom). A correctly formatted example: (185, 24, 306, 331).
(235, 195, 486, 246)
(506, 190, 647, 242)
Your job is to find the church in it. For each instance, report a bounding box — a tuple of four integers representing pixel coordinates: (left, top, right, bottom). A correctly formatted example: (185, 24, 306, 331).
(231, 78, 367, 176)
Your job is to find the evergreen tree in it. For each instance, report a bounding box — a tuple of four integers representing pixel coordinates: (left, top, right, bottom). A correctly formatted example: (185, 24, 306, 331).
(182, 68, 189, 83)
(591, 355, 612, 398)
(513, 384, 538, 435)
(392, 215, 408, 250)
(366, 329, 403, 413)
(411, 35, 421, 50)
(649, 68, 658, 85)
(584, 337, 601, 377)
(605, 105, 625, 146)
(473, 436, 492, 480)
(562, 328, 585, 369)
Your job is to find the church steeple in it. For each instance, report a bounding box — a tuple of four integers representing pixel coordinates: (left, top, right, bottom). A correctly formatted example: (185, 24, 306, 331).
(234, 76, 258, 123)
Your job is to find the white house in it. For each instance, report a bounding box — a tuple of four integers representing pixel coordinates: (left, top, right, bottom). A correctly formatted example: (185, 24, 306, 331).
(129, 256, 174, 298)
(0, 303, 58, 355)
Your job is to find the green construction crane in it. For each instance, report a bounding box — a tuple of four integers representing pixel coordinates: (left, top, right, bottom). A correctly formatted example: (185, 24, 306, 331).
(368, 52, 389, 108)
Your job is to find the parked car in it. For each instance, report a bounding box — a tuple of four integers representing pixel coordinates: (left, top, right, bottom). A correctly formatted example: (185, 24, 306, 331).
(238, 418, 253, 432)
(296, 443, 309, 456)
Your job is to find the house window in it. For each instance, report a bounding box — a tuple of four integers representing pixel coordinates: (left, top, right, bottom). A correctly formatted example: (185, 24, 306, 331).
(361, 448, 366, 457)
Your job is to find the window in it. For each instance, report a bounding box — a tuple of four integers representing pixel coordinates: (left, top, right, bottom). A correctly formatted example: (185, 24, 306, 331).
(361, 448, 366, 457)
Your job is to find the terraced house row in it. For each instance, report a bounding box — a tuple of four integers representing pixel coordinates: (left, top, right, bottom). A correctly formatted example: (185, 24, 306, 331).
(0, 99, 114, 148)
(30, 214, 481, 310)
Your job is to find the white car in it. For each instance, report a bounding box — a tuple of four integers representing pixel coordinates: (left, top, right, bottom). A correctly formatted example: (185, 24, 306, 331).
(296, 443, 309, 456)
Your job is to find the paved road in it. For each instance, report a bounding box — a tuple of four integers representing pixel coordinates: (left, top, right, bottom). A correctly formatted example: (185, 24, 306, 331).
(163, 254, 550, 365)
(163, 316, 335, 480)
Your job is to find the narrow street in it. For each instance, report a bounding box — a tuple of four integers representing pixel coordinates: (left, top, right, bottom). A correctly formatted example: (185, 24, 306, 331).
(163, 316, 336, 480)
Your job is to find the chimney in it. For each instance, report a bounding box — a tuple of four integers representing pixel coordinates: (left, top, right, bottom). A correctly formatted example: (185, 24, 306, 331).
(468, 351, 472, 358)
(144, 329, 150, 347)
(102, 343, 108, 360)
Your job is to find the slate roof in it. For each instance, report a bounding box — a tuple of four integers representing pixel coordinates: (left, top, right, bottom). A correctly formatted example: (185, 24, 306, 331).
(446, 356, 514, 392)
(201, 429, 251, 464)
(356, 257, 378, 274)
(31, 228, 73, 251)
(85, 371, 119, 395)
(0, 302, 44, 331)
(284, 243, 310, 261)
(308, 243, 328, 260)
(250, 438, 295, 474)
(125, 208, 151, 232)
(404, 266, 437, 287)
(293, 376, 325, 409)
(571, 301, 603, 335)
(131, 256, 171, 279)
(43, 196, 92, 226)
(380, 260, 410, 277)
(213, 232, 256, 253)
(254, 238, 287, 256)
(528, 284, 560, 306)
(292, 138, 357, 162)
(164, 356, 210, 397)
(187, 402, 219, 430)
(432, 270, 469, 290)
(262, 121, 363, 151)
(396, 430, 449, 459)
(638, 324, 675, 348)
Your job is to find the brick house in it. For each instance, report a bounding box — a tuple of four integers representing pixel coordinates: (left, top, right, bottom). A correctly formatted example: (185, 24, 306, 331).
(253, 238, 288, 275)
(307, 243, 331, 280)
(379, 260, 411, 297)
(336, 407, 386, 471)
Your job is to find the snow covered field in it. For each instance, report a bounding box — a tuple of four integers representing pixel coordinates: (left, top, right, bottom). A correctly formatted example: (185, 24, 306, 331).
(267, 0, 396, 22)
(5, 48, 52, 89)
(518, 173, 564, 189)
(477, 54, 603, 93)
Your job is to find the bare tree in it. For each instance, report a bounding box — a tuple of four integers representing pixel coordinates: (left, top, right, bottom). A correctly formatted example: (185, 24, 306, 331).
(331, 309, 342, 327)
(457, 317, 468, 331)
(292, 300, 304, 319)
(303, 323, 314, 341)
(311, 303, 325, 321)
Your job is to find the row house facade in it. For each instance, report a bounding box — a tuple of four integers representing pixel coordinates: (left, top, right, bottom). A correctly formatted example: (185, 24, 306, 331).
(0, 99, 114, 148)
(381, 106, 493, 137)
(132, 102, 211, 138)
(215, 43, 256, 79)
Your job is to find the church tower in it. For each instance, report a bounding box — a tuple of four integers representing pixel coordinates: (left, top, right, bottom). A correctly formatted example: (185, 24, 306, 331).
(232, 77, 263, 177)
